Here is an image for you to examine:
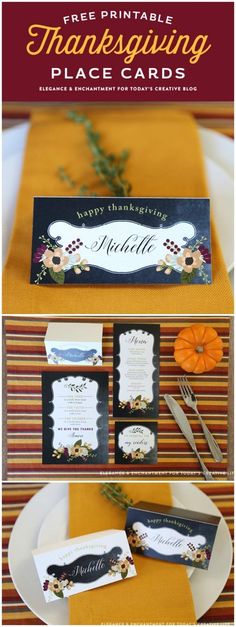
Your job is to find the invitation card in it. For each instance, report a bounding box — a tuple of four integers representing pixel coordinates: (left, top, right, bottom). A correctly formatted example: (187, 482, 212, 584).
(113, 324, 160, 418)
(30, 197, 212, 285)
(33, 529, 136, 602)
(42, 371, 108, 464)
(115, 422, 157, 464)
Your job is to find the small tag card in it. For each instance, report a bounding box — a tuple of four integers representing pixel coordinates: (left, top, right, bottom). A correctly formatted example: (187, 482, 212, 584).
(115, 422, 157, 464)
(44, 322, 103, 365)
(42, 371, 109, 464)
(30, 197, 212, 285)
(33, 529, 136, 602)
(125, 501, 220, 570)
(113, 323, 160, 418)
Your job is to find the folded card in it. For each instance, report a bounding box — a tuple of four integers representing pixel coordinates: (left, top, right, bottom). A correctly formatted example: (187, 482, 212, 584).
(125, 501, 220, 570)
(33, 530, 136, 603)
(44, 322, 103, 365)
(30, 197, 212, 285)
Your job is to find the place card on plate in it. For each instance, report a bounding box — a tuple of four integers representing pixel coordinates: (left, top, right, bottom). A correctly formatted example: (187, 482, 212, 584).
(33, 529, 136, 603)
(113, 323, 160, 418)
(42, 371, 108, 464)
(125, 501, 220, 570)
(115, 422, 157, 464)
(44, 322, 103, 365)
(30, 197, 212, 285)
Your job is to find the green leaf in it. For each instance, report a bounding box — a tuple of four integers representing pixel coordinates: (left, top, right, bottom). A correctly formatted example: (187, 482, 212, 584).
(54, 590, 64, 598)
(180, 268, 197, 284)
(49, 268, 65, 284)
(135, 395, 142, 401)
(121, 571, 128, 579)
(74, 440, 82, 446)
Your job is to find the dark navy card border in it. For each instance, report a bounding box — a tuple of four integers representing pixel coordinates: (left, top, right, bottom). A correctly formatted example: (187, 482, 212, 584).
(113, 323, 160, 418)
(115, 421, 158, 464)
(30, 196, 212, 285)
(42, 370, 109, 464)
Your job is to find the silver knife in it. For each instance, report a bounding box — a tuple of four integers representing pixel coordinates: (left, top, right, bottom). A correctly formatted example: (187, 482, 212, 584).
(164, 394, 214, 481)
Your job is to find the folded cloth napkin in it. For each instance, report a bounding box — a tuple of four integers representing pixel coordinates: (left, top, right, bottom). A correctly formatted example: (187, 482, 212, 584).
(69, 482, 196, 624)
(3, 106, 233, 314)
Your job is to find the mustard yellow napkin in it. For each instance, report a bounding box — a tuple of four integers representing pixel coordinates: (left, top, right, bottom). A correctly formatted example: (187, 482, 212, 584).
(69, 483, 196, 624)
(3, 106, 233, 314)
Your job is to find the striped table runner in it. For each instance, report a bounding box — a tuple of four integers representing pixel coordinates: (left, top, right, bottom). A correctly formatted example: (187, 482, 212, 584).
(2, 482, 234, 625)
(4, 317, 231, 481)
(2, 103, 234, 137)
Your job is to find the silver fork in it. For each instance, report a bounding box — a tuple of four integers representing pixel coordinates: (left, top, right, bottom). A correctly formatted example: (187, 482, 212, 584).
(178, 376, 223, 462)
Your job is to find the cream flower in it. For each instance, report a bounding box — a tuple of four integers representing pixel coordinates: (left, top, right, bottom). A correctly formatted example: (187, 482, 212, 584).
(192, 549, 207, 562)
(117, 559, 129, 573)
(42, 248, 69, 273)
(70, 445, 82, 458)
(48, 579, 63, 594)
(177, 248, 203, 274)
(131, 399, 142, 410)
(70, 444, 89, 458)
(131, 450, 145, 460)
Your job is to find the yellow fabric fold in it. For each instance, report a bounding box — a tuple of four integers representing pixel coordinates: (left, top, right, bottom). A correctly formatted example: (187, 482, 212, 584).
(3, 106, 233, 314)
(69, 483, 196, 624)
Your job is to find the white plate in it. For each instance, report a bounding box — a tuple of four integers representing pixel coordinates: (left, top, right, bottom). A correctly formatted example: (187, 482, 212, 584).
(199, 127, 234, 179)
(2, 122, 29, 263)
(8, 482, 233, 624)
(2, 122, 234, 272)
(205, 155, 234, 272)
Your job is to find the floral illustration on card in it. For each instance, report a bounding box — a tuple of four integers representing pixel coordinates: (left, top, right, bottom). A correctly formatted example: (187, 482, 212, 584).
(181, 542, 211, 568)
(52, 439, 94, 462)
(108, 554, 135, 579)
(33, 234, 90, 284)
(122, 448, 147, 462)
(119, 395, 152, 414)
(126, 528, 149, 552)
(156, 236, 211, 284)
(43, 577, 74, 599)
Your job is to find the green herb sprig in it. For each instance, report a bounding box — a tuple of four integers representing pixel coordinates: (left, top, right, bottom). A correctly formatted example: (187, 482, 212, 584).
(100, 483, 133, 510)
(58, 111, 132, 197)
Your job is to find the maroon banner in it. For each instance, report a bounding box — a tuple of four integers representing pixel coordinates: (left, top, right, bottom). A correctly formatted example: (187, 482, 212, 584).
(2, 2, 234, 102)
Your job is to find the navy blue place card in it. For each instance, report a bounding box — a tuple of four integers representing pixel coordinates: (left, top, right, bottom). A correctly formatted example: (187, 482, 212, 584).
(115, 422, 157, 464)
(42, 371, 108, 464)
(113, 323, 160, 419)
(125, 501, 220, 570)
(30, 197, 212, 285)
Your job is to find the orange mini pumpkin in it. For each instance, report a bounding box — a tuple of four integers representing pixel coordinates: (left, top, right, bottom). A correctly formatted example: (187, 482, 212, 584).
(174, 324, 223, 374)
